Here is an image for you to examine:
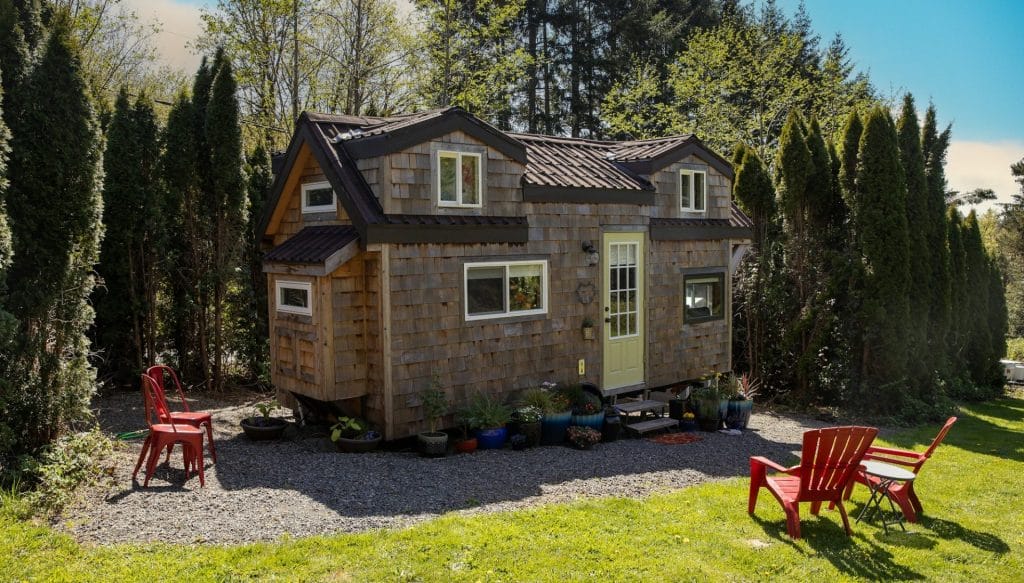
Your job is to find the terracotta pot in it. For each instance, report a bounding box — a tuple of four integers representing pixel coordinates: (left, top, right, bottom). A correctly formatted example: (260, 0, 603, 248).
(455, 437, 478, 454)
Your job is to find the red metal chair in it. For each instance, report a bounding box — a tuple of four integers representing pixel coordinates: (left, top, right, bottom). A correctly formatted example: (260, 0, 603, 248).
(146, 364, 217, 462)
(133, 374, 206, 487)
(842, 416, 957, 523)
(749, 426, 878, 539)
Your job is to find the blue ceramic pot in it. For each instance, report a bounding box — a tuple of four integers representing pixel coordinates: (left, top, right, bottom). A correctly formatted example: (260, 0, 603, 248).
(476, 426, 508, 449)
(571, 412, 604, 431)
(541, 411, 572, 445)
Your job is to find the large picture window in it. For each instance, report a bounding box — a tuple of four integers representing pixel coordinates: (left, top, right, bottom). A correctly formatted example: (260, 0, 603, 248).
(301, 181, 336, 213)
(438, 151, 482, 207)
(684, 272, 724, 323)
(680, 169, 707, 213)
(276, 280, 313, 316)
(465, 260, 547, 320)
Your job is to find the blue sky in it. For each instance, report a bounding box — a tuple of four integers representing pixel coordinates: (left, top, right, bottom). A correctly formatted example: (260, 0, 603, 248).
(138, 0, 1022, 207)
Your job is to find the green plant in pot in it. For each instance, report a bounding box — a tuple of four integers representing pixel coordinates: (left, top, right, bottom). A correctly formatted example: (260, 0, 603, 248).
(538, 382, 572, 445)
(581, 316, 595, 340)
(726, 373, 759, 430)
(330, 416, 382, 453)
(418, 378, 450, 457)
(463, 392, 511, 450)
(691, 381, 723, 431)
(511, 404, 543, 447)
(240, 400, 287, 440)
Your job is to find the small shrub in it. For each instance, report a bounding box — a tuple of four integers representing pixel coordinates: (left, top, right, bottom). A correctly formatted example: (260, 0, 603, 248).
(13, 428, 113, 514)
(1007, 337, 1024, 361)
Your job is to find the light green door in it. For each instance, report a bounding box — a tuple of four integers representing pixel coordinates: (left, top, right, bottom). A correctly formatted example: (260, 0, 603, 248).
(602, 232, 645, 390)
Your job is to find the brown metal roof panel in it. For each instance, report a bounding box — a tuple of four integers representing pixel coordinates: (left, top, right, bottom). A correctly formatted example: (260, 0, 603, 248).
(264, 225, 359, 264)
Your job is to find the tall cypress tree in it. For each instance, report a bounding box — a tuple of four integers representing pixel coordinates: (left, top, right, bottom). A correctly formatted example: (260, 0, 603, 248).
(922, 105, 952, 377)
(962, 211, 992, 387)
(988, 259, 1008, 369)
(3, 15, 103, 454)
(205, 54, 247, 391)
(0, 62, 19, 462)
(837, 110, 863, 238)
(896, 94, 932, 394)
(946, 208, 967, 375)
(239, 144, 271, 381)
(853, 107, 910, 413)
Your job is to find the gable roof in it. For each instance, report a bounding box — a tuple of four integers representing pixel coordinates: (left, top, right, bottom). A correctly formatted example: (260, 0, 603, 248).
(264, 225, 359, 264)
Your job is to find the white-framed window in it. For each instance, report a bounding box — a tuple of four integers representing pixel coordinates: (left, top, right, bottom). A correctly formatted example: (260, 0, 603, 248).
(276, 280, 313, 316)
(464, 260, 547, 320)
(680, 169, 707, 213)
(684, 272, 724, 323)
(301, 181, 336, 213)
(438, 150, 482, 207)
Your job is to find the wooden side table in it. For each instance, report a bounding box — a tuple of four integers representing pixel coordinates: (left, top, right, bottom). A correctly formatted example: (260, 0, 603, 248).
(855, 460, 917, 533)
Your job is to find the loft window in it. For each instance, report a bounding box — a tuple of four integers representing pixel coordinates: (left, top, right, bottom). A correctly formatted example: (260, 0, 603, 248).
(680, 169, 707, 213)
(301, 181, 336, 213)
(438, 151, 482, 207)
(684, 272, 724, 323)
(465, 260, 547, 320)
(276, 280, 312, 316)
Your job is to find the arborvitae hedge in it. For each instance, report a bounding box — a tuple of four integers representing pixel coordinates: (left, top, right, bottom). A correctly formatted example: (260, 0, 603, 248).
(922, 105, 952, 377)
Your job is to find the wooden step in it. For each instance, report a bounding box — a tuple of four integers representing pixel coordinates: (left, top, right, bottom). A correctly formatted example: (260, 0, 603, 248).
(615, 400, 668, 415)
(626, 417, 679, 435)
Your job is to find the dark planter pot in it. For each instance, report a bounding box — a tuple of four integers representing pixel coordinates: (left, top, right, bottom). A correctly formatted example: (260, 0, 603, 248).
(697, 398, 723, 431)
(455, 438, 478, 454)
(726, 399, 753, 430)
(333, 433, 382, 453)
(518, 420, 542, 447)
(476, 426, 507, 449)
(669, 399, 685, 420)
(418, 431, 448, 457)
(602, 413, 622, 442)
(541, 411, 572, 445)
(240, 417, 287, 441)
(571, 412, 604, 431)
(680, 419, 698, 432)
(510, 434, 528, 450)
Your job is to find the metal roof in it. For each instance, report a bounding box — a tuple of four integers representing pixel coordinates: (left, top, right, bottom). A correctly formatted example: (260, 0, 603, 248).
(511, 133, 654, 191)
(263, 225, 358, 263)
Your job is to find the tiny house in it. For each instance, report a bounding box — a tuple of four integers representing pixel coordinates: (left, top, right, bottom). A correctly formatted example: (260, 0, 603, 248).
(259, 107, 751, 439)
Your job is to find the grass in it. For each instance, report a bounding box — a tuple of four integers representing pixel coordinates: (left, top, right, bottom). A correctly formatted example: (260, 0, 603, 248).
(3, 396, 1023, 582)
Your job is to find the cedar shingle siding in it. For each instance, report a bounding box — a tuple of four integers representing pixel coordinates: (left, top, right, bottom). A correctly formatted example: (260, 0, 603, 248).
(262, 107, 751, 439)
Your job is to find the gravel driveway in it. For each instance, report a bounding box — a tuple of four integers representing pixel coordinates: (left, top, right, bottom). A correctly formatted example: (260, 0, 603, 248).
(59, 390, 830, 544)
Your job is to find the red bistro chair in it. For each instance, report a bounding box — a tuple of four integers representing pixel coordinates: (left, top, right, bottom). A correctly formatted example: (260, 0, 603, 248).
(749, 426, 878, 539)
(841, 416, 957, 523)
(133, 374, 206, 487)
(146, 364, 217, 462)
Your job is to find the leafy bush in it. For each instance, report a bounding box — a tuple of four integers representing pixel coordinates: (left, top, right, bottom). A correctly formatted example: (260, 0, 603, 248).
(1007, 337, 1024, 361)
(10, 429, 112, 514)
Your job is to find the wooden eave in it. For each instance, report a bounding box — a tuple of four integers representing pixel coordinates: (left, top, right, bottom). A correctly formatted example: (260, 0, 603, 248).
(263, 237, 361, 277)
(521, 184, 656, 205)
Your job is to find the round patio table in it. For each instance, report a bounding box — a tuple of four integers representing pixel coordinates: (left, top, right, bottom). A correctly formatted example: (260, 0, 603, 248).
(855, 460, 917, 533)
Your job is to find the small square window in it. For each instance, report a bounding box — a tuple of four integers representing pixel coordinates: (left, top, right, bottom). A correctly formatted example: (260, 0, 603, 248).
(437, 151, 482, 207)
(684, 272, 724, 323)
(680, 169, 707, 213)
(276, 280, 312, 316)
(301, 181, 336, 213)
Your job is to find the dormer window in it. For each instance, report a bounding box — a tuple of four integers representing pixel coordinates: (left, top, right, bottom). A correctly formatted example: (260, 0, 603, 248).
(680, 169, 706, 213)
(302, 181, 336, 213)
(438, 151, 482, 207)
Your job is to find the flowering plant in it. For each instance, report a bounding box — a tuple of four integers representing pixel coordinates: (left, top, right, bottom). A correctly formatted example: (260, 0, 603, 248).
(514, 405, 543, 423)
(682, 412, 695, 420)
(548, 392, 571, 413)
(574, 401, 601, 415)
(566, 425, 601, 448)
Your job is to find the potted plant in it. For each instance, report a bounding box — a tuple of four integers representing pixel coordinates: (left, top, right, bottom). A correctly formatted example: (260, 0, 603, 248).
(565, 384, 604, 430)
(511, 405, 543, 447)
(581, 316, 595, 340)
(330, 416, 382, 453)
(692, 381, 722, 431)
(240, 400, 287, 440)
(463, 392, 511, 449)
(418, 379, 450, 457)
(680, 411, 698, 432)
(454, 422, 478, 454)
(601, 405, 622, 442)
(566, 425, 601, 450)
(726, 373, 759, 430)
(539, 382, 572, 445)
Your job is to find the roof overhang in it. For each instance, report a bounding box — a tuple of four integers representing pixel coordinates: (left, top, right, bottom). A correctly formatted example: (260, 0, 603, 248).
(522, 184, 655, 205)
(617, 139, 735, 179)
(263, 236, 361, 276)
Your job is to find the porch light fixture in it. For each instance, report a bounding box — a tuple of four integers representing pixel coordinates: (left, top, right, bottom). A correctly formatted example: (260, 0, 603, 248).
(582, 241, 600, 266)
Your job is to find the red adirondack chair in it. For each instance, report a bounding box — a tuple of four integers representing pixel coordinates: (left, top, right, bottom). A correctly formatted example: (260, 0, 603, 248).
(133, 374, 206, 487)
(749, 426, 878, 539)
(842, 416, 957, 523)
(146, 364, 217, 463)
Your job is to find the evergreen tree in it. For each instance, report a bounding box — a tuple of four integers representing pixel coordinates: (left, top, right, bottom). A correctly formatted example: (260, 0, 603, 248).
(962, 211, 992, 387)
(837, 110, 862, 218)
(0, 62, 18, 463)
(946, 207, 967, 374)
(922, 105, 952, 376)
(205, 54, 247, 391)
(236, 144, 271, 382)
(852, 107, 910, 413)
(3, 16, 103, 457)
(93, 88, 161, 383)
(896, 94, 932, 393)
(989, 259, 1008, 366)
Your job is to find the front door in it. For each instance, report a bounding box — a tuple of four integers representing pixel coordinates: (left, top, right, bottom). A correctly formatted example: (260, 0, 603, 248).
(602, 232, 645, 390)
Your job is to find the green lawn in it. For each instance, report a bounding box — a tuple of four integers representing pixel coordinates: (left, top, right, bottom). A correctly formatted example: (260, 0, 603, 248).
(3, 396, 1023, 582)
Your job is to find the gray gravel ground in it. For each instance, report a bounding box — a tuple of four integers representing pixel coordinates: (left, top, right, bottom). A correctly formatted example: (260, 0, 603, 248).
(59, 390, 832, 544)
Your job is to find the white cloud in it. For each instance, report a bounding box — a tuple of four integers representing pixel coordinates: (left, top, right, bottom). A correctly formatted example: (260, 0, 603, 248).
(124, 0, 205, 73)
(947, 140, 1023, 214)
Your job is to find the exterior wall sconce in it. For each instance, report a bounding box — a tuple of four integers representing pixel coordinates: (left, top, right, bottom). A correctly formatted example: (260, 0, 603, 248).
(582, 241, 600, 266)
